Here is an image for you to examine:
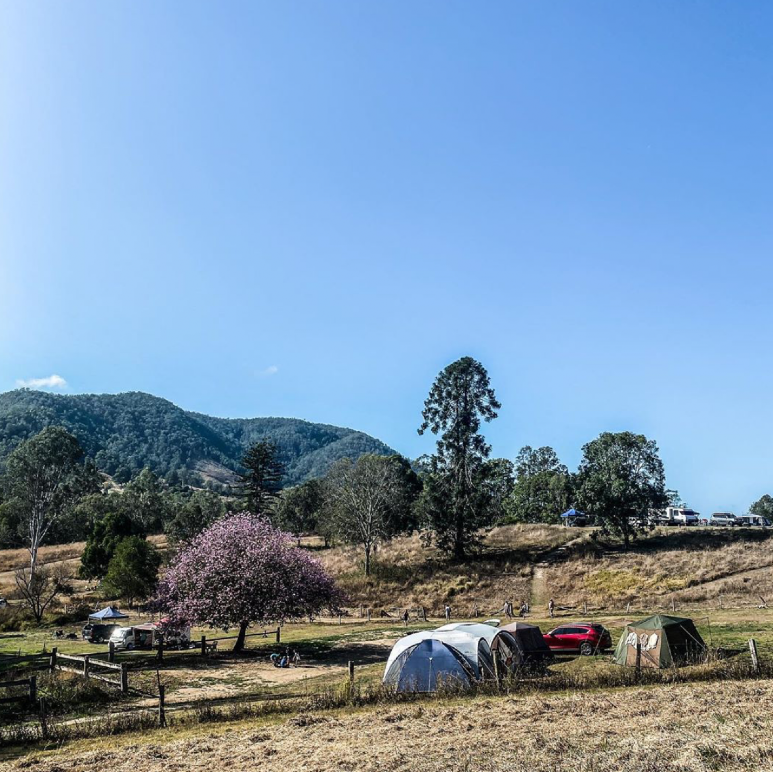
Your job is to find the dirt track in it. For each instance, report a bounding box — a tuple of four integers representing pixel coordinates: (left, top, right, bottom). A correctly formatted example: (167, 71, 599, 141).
(11, 678, 773, 772)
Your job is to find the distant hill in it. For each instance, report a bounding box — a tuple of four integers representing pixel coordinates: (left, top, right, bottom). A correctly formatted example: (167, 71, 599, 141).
(0, 390, 395, 487)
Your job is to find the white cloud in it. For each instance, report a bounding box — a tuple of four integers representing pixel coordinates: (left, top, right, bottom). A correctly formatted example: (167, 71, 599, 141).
(16, 374, 68, 390)
(261, 365, 279, 377)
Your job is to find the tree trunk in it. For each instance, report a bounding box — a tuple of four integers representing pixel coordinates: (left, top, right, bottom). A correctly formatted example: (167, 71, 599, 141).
(365, 547, 371, 576)
(234, 621, 248, 652)
(454, 510, 466, 561)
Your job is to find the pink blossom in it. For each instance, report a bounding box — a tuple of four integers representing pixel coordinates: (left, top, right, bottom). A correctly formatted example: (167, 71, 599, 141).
(156, 512, 342, 632)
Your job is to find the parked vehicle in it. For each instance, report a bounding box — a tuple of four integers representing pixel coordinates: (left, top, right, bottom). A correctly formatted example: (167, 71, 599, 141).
(82, 623, 120, 643)
(0, 598, 7, 608)
(109, 626, 149, 650)
(543, 623, 613, 656)
(709, 512, 738, 527)
(109, 622, 191, 650)
(649, 506, 699, 526)
(671, 507, 699, 526)
(737, 514, 772, 527)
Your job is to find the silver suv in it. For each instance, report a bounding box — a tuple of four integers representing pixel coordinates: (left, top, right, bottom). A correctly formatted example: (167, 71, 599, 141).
(709, 512, 738, 527)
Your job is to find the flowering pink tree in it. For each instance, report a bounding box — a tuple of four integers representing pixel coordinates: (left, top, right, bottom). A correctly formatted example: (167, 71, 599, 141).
(157, 512, 342, 651)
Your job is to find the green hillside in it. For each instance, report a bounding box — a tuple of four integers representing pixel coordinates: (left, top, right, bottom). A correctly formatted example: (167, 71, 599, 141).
(0, 390, 394, 486)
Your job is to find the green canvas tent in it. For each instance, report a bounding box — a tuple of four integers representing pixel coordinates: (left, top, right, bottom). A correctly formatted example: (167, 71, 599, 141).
(613, 614, 706, 668)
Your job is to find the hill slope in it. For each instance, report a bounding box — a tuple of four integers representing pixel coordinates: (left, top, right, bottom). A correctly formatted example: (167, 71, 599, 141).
(0, 390, 394, 486)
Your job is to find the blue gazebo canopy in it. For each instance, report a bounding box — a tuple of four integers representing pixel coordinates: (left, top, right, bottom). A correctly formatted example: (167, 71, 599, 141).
(89, 605, 129, 621)
(560, 508, 585, 518)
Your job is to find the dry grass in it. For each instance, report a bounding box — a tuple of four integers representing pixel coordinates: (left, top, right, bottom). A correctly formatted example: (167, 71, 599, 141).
(543, 527, 773, 610)
(0, 542, 85, 575)
(12, 677, 773, 771)
(318, 526, 574, 615)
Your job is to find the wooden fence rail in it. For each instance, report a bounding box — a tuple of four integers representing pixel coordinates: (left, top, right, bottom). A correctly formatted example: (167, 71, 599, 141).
(0, 675, 36, 705)
(47, 648, 128, 693)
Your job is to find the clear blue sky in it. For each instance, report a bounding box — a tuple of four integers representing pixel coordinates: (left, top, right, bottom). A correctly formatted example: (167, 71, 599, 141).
(1, 2, 772, 515)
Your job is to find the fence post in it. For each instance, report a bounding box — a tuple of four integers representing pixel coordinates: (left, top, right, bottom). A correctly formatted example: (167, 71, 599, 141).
(29, 675, 37, 704)
(348, 661, 354, 684)
(338, 615, 342, 625)
(120, 663, 128, 694)
(49, 647, 57, 674)
(671, 597, 676, 613)
(635, 642, 642, 677)
(201, 635, 207, 656)
(108, 641, 115, 663)
(158, 684, 166, 728)
(366, 609, 371, 623)
(156, 636, 164, 662)
(39, 696, 48, 739)
(83, 655, 90, 679)
(276, 626, 281, 644)
(749, 639, 760, 674)
(583, 601, 587, 616)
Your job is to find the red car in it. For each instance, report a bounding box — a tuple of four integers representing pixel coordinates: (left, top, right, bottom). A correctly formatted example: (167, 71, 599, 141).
(543, 623, 612, 655)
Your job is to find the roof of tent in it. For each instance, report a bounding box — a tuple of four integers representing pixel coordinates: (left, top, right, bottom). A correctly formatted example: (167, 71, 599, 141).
(499, 621, 542, 634)
(384, 628, 493, 679)
(384, 631, 435, 674)
(434, 622, 502, 645)
(383, 637, 475, 693)
(625, 614, 695, 630)
(88, 606, 129, 621)
(498, 621, 552, 654)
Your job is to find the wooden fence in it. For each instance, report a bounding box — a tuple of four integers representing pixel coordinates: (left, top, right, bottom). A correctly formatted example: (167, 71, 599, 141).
(50, 649, 128, 693)
(0, 675, 36, 705)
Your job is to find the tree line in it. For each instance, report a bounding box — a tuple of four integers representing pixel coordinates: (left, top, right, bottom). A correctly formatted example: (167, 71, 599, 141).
(3, 355, 773, 623)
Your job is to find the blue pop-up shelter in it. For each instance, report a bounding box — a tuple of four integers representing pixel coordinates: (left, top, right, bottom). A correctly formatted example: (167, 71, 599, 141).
(88, 605, 129, 622)
(560, 509, 588, 526)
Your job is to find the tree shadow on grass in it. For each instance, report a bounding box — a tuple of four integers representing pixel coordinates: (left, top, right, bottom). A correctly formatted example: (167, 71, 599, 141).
(130, 638, 392, 674)
(538, 527, 773, 566)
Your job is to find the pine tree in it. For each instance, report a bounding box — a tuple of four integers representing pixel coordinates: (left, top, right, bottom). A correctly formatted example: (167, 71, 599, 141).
(238, 440, 285, 516)
(417, 357, 501, 559)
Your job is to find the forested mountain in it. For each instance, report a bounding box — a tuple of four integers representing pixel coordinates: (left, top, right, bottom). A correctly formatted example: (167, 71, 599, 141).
(0, 390, 394, 486)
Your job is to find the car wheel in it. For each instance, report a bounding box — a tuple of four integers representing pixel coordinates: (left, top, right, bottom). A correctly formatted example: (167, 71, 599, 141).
(580, 642, 594, 656)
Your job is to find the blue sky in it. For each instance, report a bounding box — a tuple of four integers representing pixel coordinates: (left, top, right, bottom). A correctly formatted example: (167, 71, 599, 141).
(1, 2, 772, 515)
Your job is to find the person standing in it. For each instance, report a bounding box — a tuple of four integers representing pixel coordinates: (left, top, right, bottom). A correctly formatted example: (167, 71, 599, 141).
(444, 604, 451, 622)
(402, 609, 410, 627)
(548, 599, 555, 618)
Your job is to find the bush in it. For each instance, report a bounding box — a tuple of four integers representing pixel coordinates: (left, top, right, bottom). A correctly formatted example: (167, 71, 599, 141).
(0, 605, 36, 632)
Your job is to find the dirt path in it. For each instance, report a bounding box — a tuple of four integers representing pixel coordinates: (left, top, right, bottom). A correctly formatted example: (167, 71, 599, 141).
(528, 534, 586, 612)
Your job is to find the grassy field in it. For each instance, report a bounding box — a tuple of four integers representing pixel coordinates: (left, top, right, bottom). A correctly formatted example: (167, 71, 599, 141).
(8, 676, 773, 771)
(3, 524, 773, 768)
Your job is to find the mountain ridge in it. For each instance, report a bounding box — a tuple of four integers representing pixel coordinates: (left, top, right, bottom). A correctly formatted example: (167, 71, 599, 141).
(0, 389, 395, 487)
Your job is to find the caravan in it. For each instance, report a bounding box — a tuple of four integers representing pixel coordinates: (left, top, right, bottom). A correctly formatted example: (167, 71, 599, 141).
(109, 622, 191, 650)
(650, 507, 699, 526)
